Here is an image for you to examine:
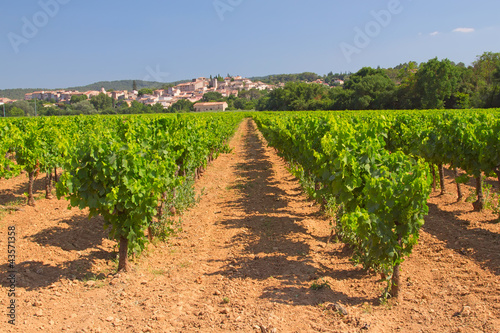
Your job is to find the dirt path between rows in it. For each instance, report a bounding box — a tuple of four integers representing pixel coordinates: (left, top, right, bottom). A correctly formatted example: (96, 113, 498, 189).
(1, 118, 499, 333)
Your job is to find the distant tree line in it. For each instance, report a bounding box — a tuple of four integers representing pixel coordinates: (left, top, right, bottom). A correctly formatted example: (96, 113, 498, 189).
(256, 52, 500, 111)
(0, 88, 47, 101)
(253, 72, 323, 85)
(1, 93, 167, 117)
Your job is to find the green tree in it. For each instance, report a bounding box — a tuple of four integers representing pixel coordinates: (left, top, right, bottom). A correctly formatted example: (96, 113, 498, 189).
(71, 100, 98, 115)
(471, 52, 500, 107)
(151, 103, 164, 113)
(43, 106, 62, 116)
(443, 65, 475, 109)
(493, 64, 500, 83)
(138, 88, 154, 96)
(329, 88, 353, 110)
(201, 92, 224, 102)
(168, 100, 194, 113)
(233, 98, 255, 110)
(262, 82, 329, 111)
(70, 94, 88, 104)
(90, 93, 113, 111)
(344, 67, 396, 109)
(129, 101, 148, 114)
(473, 52, 500, 86)
(12, 100, 35, 116)
(8, 106, 25, 117)
(414, 58, 459, 109)
(395, 62, 419, 109)
(490, 63, 500, 107)
(116, 100, 131, 111)
(238, 88, 267, 101)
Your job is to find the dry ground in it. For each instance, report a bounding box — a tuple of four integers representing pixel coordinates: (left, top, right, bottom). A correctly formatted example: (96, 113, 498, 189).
(0, 118, 499, 333)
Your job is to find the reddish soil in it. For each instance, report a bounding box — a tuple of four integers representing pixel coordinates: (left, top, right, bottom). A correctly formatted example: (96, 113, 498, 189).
(0, 118, 499, 333)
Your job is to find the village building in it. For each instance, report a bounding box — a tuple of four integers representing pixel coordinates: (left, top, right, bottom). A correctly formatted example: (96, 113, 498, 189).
(110, 91, 128, 100)
(176, 78, 207, 92)
(0, 97, 16, 104)
(194, 102, 228, 112)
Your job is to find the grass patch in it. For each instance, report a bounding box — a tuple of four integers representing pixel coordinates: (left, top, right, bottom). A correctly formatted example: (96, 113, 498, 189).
(150, 268, 167, 275)
(228, 182, 247, 190)
(310, 278, 330, 290)
(82, 273, 107, 284)
(362, 302, 373, 314)
(0, 197, 26, 221)
(168, 247, 179, 255)
(179, 261, 192, 268)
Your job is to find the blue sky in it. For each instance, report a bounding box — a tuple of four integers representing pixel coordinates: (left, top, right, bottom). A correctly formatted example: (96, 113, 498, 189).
(1, 0, 499, 89)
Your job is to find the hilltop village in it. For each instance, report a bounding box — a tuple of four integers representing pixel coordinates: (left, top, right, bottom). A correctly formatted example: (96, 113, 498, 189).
(0, 74, 343, 113)
(19, 76, 282, 111)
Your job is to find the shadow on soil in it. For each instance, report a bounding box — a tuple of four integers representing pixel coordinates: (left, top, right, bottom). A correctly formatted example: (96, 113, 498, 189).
(0, 214, 115, 291)
(425, 168, 500, 275)
(424, 203, 500, 276)
(208, 120, 377, 306)
(30, 214, 108, 251)
(0, 174, 47, 206)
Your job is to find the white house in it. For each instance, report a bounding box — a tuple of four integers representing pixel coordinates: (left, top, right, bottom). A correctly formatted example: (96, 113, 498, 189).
(194, 102, 228, 112)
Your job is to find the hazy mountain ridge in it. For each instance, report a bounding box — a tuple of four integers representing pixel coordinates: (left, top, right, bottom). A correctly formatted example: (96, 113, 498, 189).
(67, 80, 164, 92)
(0, 79, 187, 100)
